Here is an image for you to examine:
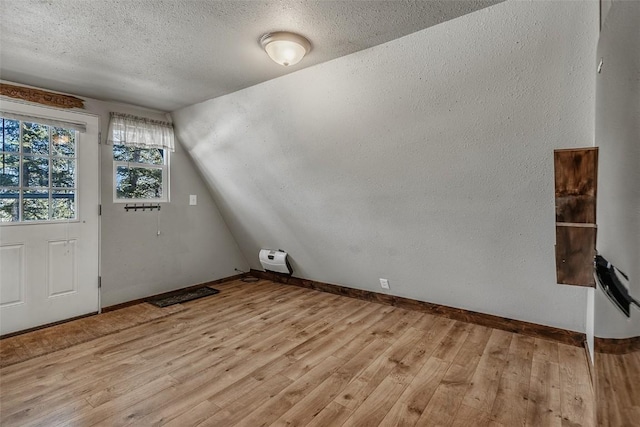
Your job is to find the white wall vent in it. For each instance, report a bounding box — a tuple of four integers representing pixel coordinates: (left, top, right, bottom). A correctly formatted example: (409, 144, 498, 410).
(259, 249, 292, 275)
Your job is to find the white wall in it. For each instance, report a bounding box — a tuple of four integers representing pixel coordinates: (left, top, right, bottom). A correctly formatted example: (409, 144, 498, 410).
(83, 99, 248, 306)
(172, 0, 598, 332)
(594, 0, 640, 339)
(587, 287, 595, 362)
(1, 82, 249, 307)
(600, 0, 613, 29)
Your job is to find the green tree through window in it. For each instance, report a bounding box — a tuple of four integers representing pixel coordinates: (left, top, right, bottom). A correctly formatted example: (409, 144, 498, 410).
(113, 144, 167, 201)
(1, 117, 76, 222)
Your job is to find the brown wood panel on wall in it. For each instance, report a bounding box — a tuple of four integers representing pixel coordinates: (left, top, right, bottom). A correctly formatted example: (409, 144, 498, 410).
(0, 83, 84, 109)
(555, 225, 597, 286)
(554, 148, 598, 223)
(554, 148, 598, 287)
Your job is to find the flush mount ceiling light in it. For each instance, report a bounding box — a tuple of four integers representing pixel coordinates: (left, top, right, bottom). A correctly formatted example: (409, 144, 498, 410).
(260, 31, 311, 67)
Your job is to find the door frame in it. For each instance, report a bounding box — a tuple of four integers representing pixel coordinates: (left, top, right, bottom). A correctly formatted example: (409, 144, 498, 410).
(0, 98, 102, 333)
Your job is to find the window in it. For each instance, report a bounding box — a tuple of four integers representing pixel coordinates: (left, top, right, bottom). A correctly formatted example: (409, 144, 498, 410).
(113, 144, 168, 202)
(1, 117, 77, 223)
(107, 112, 174, 203)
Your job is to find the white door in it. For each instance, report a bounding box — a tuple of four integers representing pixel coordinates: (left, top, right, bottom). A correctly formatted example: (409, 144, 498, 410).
(0, 100, 100, 335)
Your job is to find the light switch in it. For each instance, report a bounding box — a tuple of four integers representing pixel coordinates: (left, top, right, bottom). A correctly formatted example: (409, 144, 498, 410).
(189, 194, 197, 205)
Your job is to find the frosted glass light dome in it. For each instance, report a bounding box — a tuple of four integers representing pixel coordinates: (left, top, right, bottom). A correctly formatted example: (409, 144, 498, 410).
(260, 32, 311, 67)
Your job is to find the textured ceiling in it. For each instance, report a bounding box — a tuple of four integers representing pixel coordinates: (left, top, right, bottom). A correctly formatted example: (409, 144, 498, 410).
(0, 0, 502, 111)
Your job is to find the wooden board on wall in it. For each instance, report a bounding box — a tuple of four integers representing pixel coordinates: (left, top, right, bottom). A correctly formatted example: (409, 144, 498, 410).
(554, 147, 598, 287)
(555, 225, 596, 287)
(0, 83, 84, 109)
(554, 148, 598, 223)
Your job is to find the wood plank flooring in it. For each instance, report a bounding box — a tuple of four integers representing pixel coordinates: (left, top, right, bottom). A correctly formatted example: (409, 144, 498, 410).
(596, 350, 640, 426)
(0, 279, 595, 426)
(0, 303, 186, 368)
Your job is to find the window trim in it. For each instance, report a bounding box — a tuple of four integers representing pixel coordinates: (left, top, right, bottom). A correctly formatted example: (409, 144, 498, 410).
(112, 149, 170, 204)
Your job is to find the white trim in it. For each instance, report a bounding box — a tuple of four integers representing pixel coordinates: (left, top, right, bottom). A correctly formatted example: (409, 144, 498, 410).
(0, 110, 87, 132)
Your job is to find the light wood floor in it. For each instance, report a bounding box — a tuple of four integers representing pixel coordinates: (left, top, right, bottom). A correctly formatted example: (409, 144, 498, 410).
(0, 279, 595, 426)
(596, 350, 640, 426)
(0, 302, 186, 368)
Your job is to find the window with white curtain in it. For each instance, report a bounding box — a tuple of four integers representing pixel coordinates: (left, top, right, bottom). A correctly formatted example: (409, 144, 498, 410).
(107, 112, 175, 203)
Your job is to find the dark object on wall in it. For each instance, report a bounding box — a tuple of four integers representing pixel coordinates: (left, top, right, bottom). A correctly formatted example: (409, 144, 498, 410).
(147, 286, 219, 307)
(554, 148, 598, 287)
(124, 203, 161, 212)
(595, 255, 639, 318)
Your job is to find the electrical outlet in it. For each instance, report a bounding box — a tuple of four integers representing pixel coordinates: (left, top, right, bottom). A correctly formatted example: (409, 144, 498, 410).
(379, 278, 390, 289)
(189, 194, 197, 205)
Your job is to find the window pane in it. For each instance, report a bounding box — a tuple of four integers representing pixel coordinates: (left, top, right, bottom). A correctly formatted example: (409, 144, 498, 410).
(1, 119, 20, 152)
(23, 156, 49, 187)
(113, 144, 132, 162)
(52, 190, 75, 220)
(116, 166, 162, 199)
(0, 189, 19, 222)
(51, 128, 75, 157)
(23, 190, 49, 221)
(52, 158, 75, 188)
(1, 154, 20, 186)
(133, 147, 164, 165)
(113, 144, 163, 165)
(0, 118, 82, 223)
(22, 122, 49, 155)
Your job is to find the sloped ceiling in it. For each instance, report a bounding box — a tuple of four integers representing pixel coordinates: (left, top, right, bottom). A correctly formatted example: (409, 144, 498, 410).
(0, 0, 501, 111)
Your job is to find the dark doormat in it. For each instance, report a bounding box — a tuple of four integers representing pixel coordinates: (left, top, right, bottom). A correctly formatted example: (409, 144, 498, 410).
(147, 287, 220, 308)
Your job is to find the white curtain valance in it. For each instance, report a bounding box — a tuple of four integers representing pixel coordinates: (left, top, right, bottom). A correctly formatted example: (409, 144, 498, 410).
(0, 110, 87, 132)
(107, 112, 175, 152)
